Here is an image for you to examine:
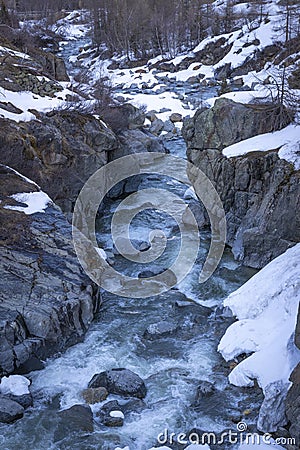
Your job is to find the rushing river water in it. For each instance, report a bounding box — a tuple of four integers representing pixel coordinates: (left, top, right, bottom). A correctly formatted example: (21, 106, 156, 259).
(0, 38, 262, 450)
(0, 137, 259, 450)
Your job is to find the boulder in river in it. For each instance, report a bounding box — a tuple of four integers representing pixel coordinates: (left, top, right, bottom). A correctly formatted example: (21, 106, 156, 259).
(55, 404, 94, 440)
(96, 400, 124, 427)
(81, 387, 108, 404)
(88, 368, 147, 399)
(0, 398, 24, 423)
(143, 321, 178, 340)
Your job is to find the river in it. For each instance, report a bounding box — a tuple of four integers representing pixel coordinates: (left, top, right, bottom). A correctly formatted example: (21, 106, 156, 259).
(0, 36, 261, 450)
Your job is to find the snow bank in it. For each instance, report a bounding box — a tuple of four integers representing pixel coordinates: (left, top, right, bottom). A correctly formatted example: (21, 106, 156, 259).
(0, 375, 30, 396)
(222, 123, 300, 169)
(0, 84, 77, 122)
(219, 244, 300, 387)
(218, 244, 300, 428)
(5, 191, 52, 215)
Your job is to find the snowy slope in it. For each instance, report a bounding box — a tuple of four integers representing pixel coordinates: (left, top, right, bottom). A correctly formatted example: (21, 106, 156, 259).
(0, 82, 76, 122)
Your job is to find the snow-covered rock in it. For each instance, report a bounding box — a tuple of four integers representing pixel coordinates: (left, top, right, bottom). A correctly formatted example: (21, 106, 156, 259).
(218, 244, 300, 431)
(222, 123, 300, 170)
(0, 375, 30, 396)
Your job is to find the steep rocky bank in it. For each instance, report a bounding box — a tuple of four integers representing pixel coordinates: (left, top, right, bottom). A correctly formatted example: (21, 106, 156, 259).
(183, 96, 300, 443)
(183, 97, 300, 268)
(0, 165, 101, 375)
(0, 106, 166, 376)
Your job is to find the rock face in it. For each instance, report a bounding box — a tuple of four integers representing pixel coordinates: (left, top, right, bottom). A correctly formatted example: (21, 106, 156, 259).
(184, 98, 290, 151)
(285, 307, 300, 449)
(88, 368, 147, 399)
(257, 380, 290, 432)
(0, 165, 100, 375)
(183, 98, 300, 268)
(0, 111, 118, 216)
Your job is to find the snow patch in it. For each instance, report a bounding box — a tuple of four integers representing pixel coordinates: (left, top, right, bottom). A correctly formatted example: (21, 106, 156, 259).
(109, 410, 125, 419)
(95, 247, 108, 260)
(184, 445, 211, 450)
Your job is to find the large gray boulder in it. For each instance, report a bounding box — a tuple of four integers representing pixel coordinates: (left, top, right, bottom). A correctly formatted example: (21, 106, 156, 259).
(257, 381, 290, 432)
(0, 165, 100, 375)
(183, 98, 299, 268)
(88, 368, 147, 399)
(183, 98, 291, 152)
(55, 404, 94, 441)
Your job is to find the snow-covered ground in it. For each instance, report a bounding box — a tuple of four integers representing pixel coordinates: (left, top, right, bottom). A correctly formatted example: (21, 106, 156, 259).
(52, 10, 91, 39)
(0, 82, 76, 122)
